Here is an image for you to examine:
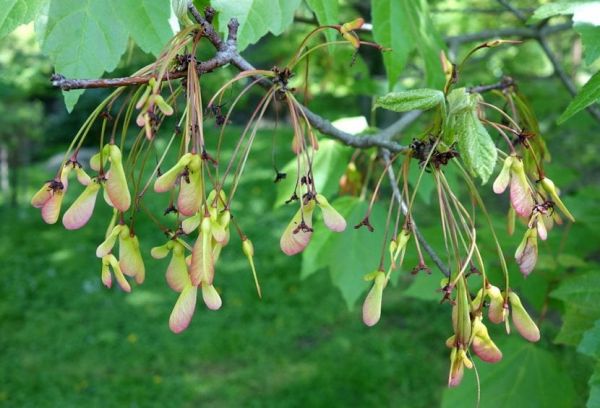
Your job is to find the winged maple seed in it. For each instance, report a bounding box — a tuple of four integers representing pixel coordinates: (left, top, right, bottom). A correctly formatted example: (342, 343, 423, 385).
(362, 270, 387, 327)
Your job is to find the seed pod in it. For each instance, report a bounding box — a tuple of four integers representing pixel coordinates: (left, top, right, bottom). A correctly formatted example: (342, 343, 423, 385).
(166, 241, 190, 292)
(509, 158, 534, 217)
(190, 216, 214, 286)
(202, 283, 222, 310)
(515, 227, 538, 276)
(154, 152, 193, 193)
(362, 271, 386, 327)
(118, 225, 145, 284)
(540, 177, 575, 222)
(493, 156, 514, 194)
(169, 284, 197, 333)
(242, 238, 262, 298)
(470, 317, 502, 363)
(454, 276, 472, 346)
(508, 291, 540, 342)
(62, 179, 101, 230)
(96, 225, 124, 258)
(487, 284, 506, 324)
(105, 144, 131, 212)
(280, 201, 316, 256)
(316, 194, 347, 232)
(177, 154, 203, 216)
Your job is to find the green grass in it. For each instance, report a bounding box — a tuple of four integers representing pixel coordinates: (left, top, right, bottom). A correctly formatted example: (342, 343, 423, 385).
(2, 122, 595, 407)
(0, 127, 450, 407)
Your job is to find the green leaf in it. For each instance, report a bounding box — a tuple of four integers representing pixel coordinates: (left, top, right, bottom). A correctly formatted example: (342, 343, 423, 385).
(41, 0, 172, 110)
(374, 88, 444, 113)
(556, 306, 600, 346)
(558, 69, 600, 124)
(110, 0, 173, 56)
(402, 272, 441, 301)
(212, 0, 302, 51)
(274, 139, 352, 208)
(553, 270, 600, 313)
(552, 270, 600, 345)
(408, 160, 436, 205)
(575, 24, 600, 65)
(588, 366, 600, 408)
(448, 90, 497, 184)
(371, 0, 446, 89)
(579, 319, 600, 357)
(442, 337, 577, 407)
(301, 196, 387, 309)
(578, 320, 600, 407)
(446, 87, 476, 114)
(529, 2, 580, 21)
(0, 0, 47, 39)
(42, 0, 129, 111)
(371, 0, 412, 88)
(530, 1, 600, 23)
(305, 0, 339, 45)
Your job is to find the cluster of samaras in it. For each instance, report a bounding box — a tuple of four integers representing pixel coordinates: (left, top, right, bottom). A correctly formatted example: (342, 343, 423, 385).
(30, 9, 575, 389)
(30, 18, 371, 334)
(31, 139, 351, 331)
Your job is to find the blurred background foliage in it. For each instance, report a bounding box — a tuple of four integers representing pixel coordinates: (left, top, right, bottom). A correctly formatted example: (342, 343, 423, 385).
(1, 0, 599, 407)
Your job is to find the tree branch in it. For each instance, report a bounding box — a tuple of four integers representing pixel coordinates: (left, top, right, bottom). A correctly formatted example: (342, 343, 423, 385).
(496, 0, 528, 22)
(496, 0, 600, 123)
(445, 22, 570, 45)
(47, 3, 457, 277)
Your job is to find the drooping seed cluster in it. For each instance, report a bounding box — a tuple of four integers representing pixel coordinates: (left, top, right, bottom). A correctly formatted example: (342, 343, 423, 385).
(31, 10, 574, 389)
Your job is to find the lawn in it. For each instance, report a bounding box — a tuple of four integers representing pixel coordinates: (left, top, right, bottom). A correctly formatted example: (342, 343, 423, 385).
(0, 127, 451, 407)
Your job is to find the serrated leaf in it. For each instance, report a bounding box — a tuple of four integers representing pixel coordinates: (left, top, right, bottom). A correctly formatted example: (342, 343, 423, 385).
(274, 139, 352, 208)
(558, 69, 600, 124)
(372, 0, 445, 89)
(42, 0, 129, 111)
(450, 91, 497, 184)
(442, 337, 577, 407)
(109, 0, 173, 56)
(0, 0, 47, 39)
(374, 88, 444, 112)
(305, 0, 338, 45)
(212, 0, 302, 51)
(556, 306, 600, 346)
(552, 270, 600, 345)
(552, 270, 600, 312)
(301, 196, 386, 309)
(371, 0, 412, 89)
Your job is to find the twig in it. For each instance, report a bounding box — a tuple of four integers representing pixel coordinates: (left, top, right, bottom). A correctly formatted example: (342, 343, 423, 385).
(51, 15, 241, 91)
(445, 23, 570, 44)
(467, 76, 515, 94)
(382, 150, 450, 277)
(496, 0, 528, 22)
(496, 0, 600, 123)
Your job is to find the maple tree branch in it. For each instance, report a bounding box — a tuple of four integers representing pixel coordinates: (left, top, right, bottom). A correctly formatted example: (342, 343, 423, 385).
(49, 4, 554, 151)
(496, 0, 600, 123)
